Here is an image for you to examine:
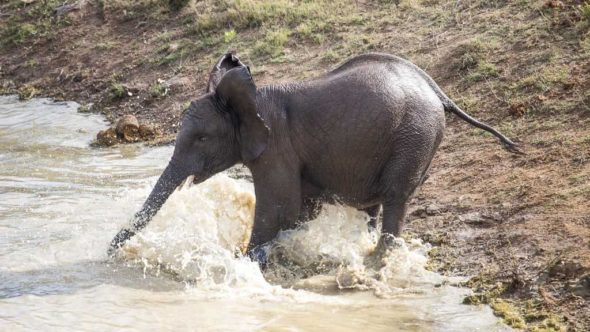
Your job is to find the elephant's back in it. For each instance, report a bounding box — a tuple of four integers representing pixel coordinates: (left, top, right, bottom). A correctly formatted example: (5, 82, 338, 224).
(290, 53, 445, 135)
(286, 56, 445, 205)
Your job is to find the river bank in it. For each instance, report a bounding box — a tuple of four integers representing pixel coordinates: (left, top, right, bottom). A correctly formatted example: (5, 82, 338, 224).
(1, 0, 589, 330)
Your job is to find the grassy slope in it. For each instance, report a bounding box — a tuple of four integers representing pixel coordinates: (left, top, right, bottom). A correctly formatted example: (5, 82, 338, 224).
(1, 0, 589, 330)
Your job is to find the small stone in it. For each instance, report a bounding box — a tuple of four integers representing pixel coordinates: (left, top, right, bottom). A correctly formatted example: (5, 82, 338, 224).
(458, 212, 484, 223)
(165, 76, 191, 90)
(115, 115, 140, 142)
(96, 127, 117, 146)
(18, 85, 37, 101)
(54, 3, 79, 17)
(139, 124, 157, 140)
(410, 205, 427, 218)
(78, 103, 92, 113)
(572, 274, 590, 298)
(425, 204, 442, 216)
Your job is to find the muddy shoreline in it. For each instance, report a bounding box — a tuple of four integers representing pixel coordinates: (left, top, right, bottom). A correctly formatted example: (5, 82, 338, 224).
(2, 0, 589, 330)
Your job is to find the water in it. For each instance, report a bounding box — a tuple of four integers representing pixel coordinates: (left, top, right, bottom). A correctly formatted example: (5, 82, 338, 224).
(0, 95, 509, 331)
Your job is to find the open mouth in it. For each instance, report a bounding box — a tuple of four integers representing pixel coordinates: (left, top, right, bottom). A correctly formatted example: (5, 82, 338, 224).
(178, 175, 200, 191)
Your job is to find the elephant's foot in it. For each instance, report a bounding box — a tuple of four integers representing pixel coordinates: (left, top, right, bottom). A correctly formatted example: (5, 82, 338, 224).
(364, 233, 404, 269)
(247, 242, 273, 269)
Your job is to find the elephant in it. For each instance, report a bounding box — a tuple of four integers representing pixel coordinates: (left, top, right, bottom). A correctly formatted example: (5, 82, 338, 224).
(108, 52, 521, 265)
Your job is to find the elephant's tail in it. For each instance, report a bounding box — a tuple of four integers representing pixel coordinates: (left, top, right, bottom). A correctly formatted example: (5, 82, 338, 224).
(440, 98, 523, 154)
(391, 54, 523, 154)
(411, 64, 523, 154)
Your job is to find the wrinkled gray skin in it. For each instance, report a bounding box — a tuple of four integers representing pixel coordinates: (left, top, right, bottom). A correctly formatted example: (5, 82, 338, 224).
(109, 52, 521, 264)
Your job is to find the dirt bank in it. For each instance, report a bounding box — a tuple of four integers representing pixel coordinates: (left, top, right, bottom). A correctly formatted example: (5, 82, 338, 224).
(1, 0, 589, 330)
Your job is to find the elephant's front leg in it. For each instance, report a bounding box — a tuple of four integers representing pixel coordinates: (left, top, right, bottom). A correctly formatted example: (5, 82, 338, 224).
(246, 165, 302, 265)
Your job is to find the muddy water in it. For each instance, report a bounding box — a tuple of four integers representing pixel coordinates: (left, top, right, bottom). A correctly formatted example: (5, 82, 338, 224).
(0, 96, 509, 331)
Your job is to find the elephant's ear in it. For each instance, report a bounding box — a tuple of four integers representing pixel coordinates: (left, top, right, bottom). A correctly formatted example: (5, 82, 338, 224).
(216, 66, 269, 162)
(207, 52, 247, 93)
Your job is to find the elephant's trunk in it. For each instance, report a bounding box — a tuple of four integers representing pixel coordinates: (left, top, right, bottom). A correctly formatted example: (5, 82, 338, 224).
(108, 161, 190, 254)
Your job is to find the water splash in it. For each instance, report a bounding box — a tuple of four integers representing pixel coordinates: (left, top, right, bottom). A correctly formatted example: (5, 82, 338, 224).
(120, 173, 444, 301)
(121, 174, 261, 289)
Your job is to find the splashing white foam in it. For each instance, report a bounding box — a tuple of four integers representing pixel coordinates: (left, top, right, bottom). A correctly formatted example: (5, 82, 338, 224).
(121, 174, 263, 289)
(121, 172, 443, 300)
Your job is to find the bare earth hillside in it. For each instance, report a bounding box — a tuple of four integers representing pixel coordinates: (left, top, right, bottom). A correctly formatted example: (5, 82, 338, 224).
(1, 0, 589, 330)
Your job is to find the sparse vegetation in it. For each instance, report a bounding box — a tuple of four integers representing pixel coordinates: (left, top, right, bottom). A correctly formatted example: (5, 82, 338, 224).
(1, 0, 589, 329)
(110, 83, 127, 99)
(0, 0, 65, 47)
(224, 29, 237, 43)
(18, 84, 37, 101)
(460, 273, 565, 331)
(579, 2, 590, 22)
(168, 0, 191, 12)
(150, 81, 168, 99)
(452, 39, 486, 72)
(0, 23, 37, 47)
(253, 28, 291, 59)
(467, 61, 499, 82)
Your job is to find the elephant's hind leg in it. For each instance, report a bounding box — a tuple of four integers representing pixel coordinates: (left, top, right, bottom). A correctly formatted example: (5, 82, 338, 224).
(375, 140, 440, 255)
(371, 190, 414, 260)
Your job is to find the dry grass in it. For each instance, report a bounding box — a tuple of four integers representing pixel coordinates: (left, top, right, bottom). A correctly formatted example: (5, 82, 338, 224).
(1, 0, 589, 329)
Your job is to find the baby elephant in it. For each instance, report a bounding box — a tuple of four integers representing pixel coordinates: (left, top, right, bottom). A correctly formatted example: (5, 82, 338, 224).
(109, 52, 521, 264)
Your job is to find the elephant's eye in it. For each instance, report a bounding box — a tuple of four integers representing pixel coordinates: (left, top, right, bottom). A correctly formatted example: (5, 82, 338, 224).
(198, 136, 208, 142)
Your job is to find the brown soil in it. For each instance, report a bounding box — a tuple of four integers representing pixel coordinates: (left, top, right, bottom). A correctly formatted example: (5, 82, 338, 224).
(1, 0, 589, 330)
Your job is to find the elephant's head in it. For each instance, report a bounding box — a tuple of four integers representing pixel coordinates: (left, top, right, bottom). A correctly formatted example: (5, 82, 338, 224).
(109, 56, 268, 254)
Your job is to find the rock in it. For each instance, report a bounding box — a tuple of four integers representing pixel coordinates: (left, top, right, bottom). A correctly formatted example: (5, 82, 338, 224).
(410, 203, 444, 218)
(425, 203, 442, 216)
(94, 116, 161, 147)
(18, 85, 37, 101)
(115, 115, 140, 142)
(78, 103, 93, 113)
(572, 274, 590, 298)
(96, 127, 117, 146)
(458, 212, 484, 223)
(54, 3, 80, 17)
(165, 76, 191, 90)
(139, 124, 157, 140)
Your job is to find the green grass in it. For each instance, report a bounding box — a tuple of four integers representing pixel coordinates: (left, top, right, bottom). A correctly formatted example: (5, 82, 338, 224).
(0, 0, 65, 47)
(18, 84, 37, 101)
(467, 61, 499, 82)
(174, 0, 373, 63)
(150, 81, 168, 99)
(110, 83, 127, 99)
(253, 28, 291, 59)
(223, 29, 237, 43)
(95, 42, 116, 51)
(451, 39, 486, 71)
(156, 39, 194, 65)
(191, 0, 334, 34)
(490, 300, 527, 330)
(579, 2, 590, 22)
(0, 23, 37, 46)
(295, 22, 327, 44)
